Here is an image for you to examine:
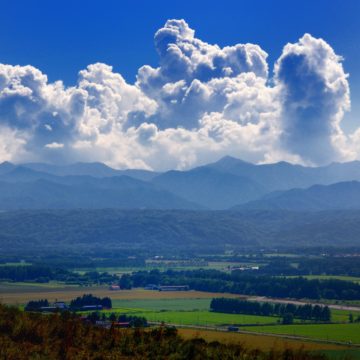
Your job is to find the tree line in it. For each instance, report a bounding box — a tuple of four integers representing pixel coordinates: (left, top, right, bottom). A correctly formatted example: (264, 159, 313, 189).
(124, 269, 360, 300)
(210, 298, 331, 322)
(25, 294, 112, 311)
(86, 312, 148, 327)
(0, 264, 117, 285)
(256, 257, 360, 277)
(70, 294, 112, 310)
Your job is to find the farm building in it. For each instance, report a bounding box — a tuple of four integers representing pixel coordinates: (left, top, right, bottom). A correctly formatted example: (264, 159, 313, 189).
(144, 284, 159, 290)
(109, 285, 121, 291)
(158, 285, 189, 291)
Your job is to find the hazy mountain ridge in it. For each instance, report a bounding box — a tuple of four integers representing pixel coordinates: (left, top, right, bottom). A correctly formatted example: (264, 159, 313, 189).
(208, 156, 360, 191)
(0, 164, 201, 210)
(2, 157, 360, 210)
(151, 166, 266, 209)
(23, 162, 159, 181)
(235, 181, 360, 211)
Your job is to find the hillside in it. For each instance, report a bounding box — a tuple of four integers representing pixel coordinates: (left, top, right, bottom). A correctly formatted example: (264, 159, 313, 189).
(1, 209, 360, 254)
(236, 181, 360, 211)
(152, 167, 266, 209)
(0, 163, 201, 210)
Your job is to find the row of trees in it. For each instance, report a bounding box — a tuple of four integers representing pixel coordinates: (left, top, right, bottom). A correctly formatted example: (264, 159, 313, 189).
(86, 312, 148, 327)
(25, 294, 112, 311)
(70, 294, 112, 309)
(257, 257, 360, 277)
(125, 269, 360, 300)
(0, 264, 117, 285)
(24, 299, 49, 312)
(210, 298, 331, 321)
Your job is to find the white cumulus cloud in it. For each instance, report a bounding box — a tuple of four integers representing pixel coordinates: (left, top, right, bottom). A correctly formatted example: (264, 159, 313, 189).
(0, 20, 355, 170)
(275, 33, 351, 165)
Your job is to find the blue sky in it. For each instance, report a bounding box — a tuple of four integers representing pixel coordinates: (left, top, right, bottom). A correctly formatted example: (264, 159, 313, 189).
(0, 0, 359, 169)
(1, 0, 359, 131)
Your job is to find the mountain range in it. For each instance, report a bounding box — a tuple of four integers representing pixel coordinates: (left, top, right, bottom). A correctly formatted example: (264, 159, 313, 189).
(2, 156, 360, 210)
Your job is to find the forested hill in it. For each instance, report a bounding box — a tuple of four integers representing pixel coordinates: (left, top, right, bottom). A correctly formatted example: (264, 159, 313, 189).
(1, 209, 360, 254)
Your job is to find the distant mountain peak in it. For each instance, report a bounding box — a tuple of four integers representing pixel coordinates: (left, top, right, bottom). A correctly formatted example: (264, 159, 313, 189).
(0, 161, 16, 175)
(215, 155, 251, 165)
(0, 161, 15, 169)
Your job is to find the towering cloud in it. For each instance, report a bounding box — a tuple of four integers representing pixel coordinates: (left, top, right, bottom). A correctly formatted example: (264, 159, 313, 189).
(136, 19, 269, 130)
(275, 34, 350, 165)
(0, 20, 354, 169)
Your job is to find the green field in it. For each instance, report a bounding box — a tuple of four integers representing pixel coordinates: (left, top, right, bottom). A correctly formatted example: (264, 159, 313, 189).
(102, 308, 280, 326)
(331, 309, 360, 322)
(0, 262, 32, 267)
(94, 298, 282, 326)
(0, 281, 79, 291)
(112, 298, 211, 311)
(246, 323, 360, 344)
(178, 328, 351, 353)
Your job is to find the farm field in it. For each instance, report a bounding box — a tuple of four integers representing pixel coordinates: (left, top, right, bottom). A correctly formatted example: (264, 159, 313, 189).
(2, 281, 360, 320)
(0, 283, 242, 304)
(113, 309, 280, 326)
(111, 298, 212, 311)
(177, 328, 350, 352)
(110, 298, 359, 324)
(2, 281, 360, 358)
(245, 323, 360, 344)
(331, 309, 360, 322)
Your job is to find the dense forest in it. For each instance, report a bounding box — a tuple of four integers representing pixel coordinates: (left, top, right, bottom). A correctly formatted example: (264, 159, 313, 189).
(257, 257, 360, 277)
(210, 298, 331, 322)
(1, 209, 360, 256)
(0, 264, 117, 285)
(126, 269, 360, 300)
(0, 304, 329, 359)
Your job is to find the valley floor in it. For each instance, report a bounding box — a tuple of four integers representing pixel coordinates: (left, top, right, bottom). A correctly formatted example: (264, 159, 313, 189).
(2, 282, 360, 358)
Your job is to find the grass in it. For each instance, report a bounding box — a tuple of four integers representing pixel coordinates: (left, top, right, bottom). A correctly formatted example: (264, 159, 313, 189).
(111, 298, 212, 311)
(178, 328, 350, 352)
(85, 297, 282, 326)
(125, 310, 280, 326)
(331, 309, 360, 322)
(0, 262, 32, 267)
(245, 323, 360, 344)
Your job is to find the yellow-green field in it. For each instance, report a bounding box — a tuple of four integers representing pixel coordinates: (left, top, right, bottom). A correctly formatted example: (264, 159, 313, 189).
(246, 323, 360, 344)
(178, 328, 350, 352)
(0, 282, 243, 305)
(107, 309, 281, 326)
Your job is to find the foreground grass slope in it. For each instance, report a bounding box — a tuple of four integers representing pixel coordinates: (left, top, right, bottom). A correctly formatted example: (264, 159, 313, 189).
(0, 304, 329, 360)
